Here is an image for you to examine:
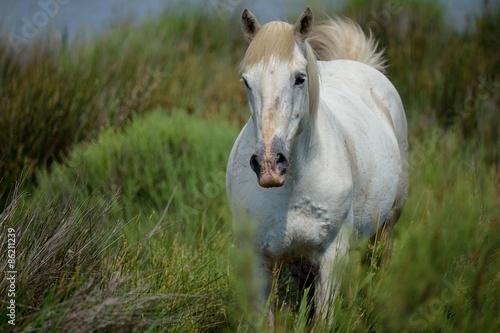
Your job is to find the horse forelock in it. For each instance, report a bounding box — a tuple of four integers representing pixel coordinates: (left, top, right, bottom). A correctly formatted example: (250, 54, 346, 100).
(240, 21, 320, 117)
(240, 22, 295, 70)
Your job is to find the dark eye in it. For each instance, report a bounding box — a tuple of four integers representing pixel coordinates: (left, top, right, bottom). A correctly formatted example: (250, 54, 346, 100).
(294, 74, 306, 86)
(242, 77, 251, 90)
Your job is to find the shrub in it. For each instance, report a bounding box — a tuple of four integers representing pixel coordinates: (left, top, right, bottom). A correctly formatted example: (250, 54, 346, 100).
(0, 12, 247, 210)
(0, 110, 237, 332)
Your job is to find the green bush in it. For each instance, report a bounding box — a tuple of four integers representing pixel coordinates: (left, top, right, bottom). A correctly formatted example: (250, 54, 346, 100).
(0, 12, 247, 210)
(0, 110, 238, 332)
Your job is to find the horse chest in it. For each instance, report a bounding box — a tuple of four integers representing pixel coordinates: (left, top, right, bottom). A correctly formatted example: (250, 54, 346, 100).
(255, 195, 347, 261)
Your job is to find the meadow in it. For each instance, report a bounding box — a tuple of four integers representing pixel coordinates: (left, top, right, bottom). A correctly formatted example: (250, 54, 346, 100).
(0, 1, 499, 332)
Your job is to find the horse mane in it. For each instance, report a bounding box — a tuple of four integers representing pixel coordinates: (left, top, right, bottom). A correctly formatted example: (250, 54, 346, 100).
(240, 16, 385, 118)
(308, 17, 387, 73)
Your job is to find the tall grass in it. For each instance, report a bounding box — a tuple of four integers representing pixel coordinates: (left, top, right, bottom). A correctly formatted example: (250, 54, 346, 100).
(0, 1, 499, 332)
(0, 110, 236, 332)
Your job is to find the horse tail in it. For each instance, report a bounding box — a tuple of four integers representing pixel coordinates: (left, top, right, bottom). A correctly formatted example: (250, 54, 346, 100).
(307, 17, 387, 73)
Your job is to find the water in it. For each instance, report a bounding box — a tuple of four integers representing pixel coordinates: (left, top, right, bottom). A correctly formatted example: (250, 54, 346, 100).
(0, 0, 487, 46)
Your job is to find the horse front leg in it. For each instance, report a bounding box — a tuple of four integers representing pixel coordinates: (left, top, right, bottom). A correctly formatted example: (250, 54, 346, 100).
(314, 224, 351, 326)
(235, 231, 275, 330)
(248, 258, 275, 331)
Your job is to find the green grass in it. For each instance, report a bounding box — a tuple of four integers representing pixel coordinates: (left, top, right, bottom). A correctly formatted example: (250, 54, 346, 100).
(1, 1, 499, 332)
(1, 110, 237, 332)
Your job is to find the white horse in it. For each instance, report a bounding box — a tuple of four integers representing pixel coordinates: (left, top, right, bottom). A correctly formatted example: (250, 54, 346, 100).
(226, 7, 408, 326)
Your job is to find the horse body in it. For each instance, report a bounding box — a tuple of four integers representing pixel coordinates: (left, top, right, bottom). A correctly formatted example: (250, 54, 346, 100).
(226, 7, 408, 325)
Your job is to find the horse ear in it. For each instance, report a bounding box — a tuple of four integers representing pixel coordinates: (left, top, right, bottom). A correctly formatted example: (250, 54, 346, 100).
(241, 8, 260, 42)
(294, 7, 313, 41)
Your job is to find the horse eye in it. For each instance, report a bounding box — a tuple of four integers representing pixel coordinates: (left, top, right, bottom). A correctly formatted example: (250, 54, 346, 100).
(242, 77, 251, 90)
(294, 74, 306, 86)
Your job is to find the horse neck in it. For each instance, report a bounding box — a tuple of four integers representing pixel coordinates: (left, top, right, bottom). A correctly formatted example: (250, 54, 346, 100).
(291, 99, 321, 175)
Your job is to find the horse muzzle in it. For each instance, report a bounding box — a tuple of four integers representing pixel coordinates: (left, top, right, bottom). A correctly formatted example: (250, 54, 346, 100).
(249, 138, 289, 188)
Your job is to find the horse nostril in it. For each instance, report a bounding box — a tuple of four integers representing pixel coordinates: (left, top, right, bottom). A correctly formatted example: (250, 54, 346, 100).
(275, 153, 288, 176)
(250, 154, 261, 174)
(276, 153, 288, 166)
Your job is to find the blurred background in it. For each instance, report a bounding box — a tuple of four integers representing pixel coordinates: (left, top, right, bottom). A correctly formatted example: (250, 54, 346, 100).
(0, 0, 485, 41)
(0, 0, 497, 203)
